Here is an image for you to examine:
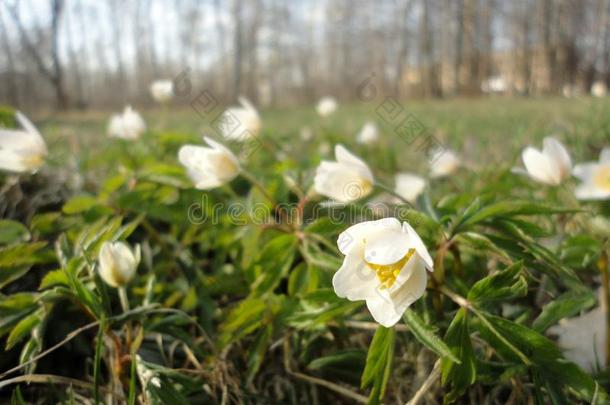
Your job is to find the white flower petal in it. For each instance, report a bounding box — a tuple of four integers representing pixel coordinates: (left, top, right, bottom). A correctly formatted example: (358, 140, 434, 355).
(574, 183, 610, 200)
(335, 145, 372, 176)
(356, 122, 379, 145)
(337, 218, 401, 255)
(402, 222, 434, 271)
(429, 149, 460, 178)
(542, 137, 571, 179)
(365, 294, 403, 327)
(0, 150, 28, 172)
(332, 250, 378, 301)
(600, 148, 610, 164)
(394, 173, 426, 203)
(522, 147, 559, 185)
(15, 112, 45, 150)
(98, 241, 137, 288)
(548, 307, 606, 373)
(390, 261, 427, 312)
(364, 230, 410, 265)
(572, 162, 598, 182)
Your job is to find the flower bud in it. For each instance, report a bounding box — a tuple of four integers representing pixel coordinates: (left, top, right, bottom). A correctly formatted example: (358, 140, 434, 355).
(98, 241, 140, 288)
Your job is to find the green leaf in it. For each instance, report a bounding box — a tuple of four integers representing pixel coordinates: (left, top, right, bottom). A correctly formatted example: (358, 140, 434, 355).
(288, 263, 319, 296)
(220, 297, 268, 347)
(246, 324, 273, 383)
(63, 194, 99, 214)
(475, 312, 561, 365)
(0, 242, 48, 268)
(308, 349, 366, 385)
(0, 293, 38, 338)
(0, 220, 30, 244)
(6, 309, 42, 350)
(533, 290, 596, 332)
(361, 326, 395, 405)
(441, 308, 476, 403)
(403, 309, 459, 363)
(456, 231, 510, 260)
(453, 200, 578, 233)
(250, 234, 297, 296)
(467, 261, 527, 304)
(39, 269, 70, 289)
(538, 360, 608, 403)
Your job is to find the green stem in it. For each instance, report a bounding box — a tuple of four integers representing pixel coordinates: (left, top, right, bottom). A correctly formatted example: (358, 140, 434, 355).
(598, 245, 610, 368)
(240, 169, 277, 206)
(118, 288, 130, 314)
(374, 182, 413, 206)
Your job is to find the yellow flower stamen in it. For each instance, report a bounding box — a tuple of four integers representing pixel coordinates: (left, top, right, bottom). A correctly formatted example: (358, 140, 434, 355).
(22, 153, 44, 171)
(365, 248, 415, 289)
(594, 166, 610, 191)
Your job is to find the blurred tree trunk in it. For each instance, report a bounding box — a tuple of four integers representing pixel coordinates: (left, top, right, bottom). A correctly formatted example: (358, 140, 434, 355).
(76, 0, 92, 104)
(0, 7, 19, 107)
(394, 0, 413, 97)
(462, 0, 479, 94)
(520, 1, 532, 95)
(454, 0, 464, 93)
(538, 0, 557, 92)
(246, 0, 263, 103)
(214, 0, 229, 96)
(145, 0, 159, 78)
(232, 0, 244, 99)
(584, 0, 608, 88)
(8, 0, 69, 109)
(419, 0, 440, 97)
(479, 0, 493, 84)
(109, 0, 126, 99)
(65, 3, 85, 109)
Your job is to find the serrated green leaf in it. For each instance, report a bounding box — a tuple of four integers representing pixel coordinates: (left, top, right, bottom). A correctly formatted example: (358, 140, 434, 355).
(361, 326, 395, 405)
(453, 200, 579, 233)
(533, 290, 596, 332)
(403, 309, 459, 363)
(441, 308, 476, 403)
(468, 261, 527, 304)
(250, 234, 297, 296)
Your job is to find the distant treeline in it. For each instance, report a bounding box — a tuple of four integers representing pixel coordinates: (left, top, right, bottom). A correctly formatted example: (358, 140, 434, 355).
(1, 0, 609, 110)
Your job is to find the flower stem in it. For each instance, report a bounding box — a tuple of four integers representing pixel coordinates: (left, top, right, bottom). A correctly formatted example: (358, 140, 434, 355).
(374, 182, 413, 206)
(240, 169, 277, 206)
(598, 245, 610, 367)
(118, 287, 130, 314)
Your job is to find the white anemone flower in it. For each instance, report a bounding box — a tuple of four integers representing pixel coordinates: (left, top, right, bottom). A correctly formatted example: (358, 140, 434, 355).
(0, 111, 47, 173)
(573, 148, 610, 200)
(220, 96, 261, 141)
(333, 218, 434, 327)
(356, 121, 379, 145)
(107, 106, 146, 140)
(178, 136, 240, 189)
(98, 241, 140, 288)
(548, 307, 606, 373)
(150, 80, 174, 103)
(429, 148, 460, 178)
(394, 173, 426, 203)
(518, 137, 572, 186)
(591, 81, 608, 98)
(314, 145, 374, 203)
(316, 97, 338, 117)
